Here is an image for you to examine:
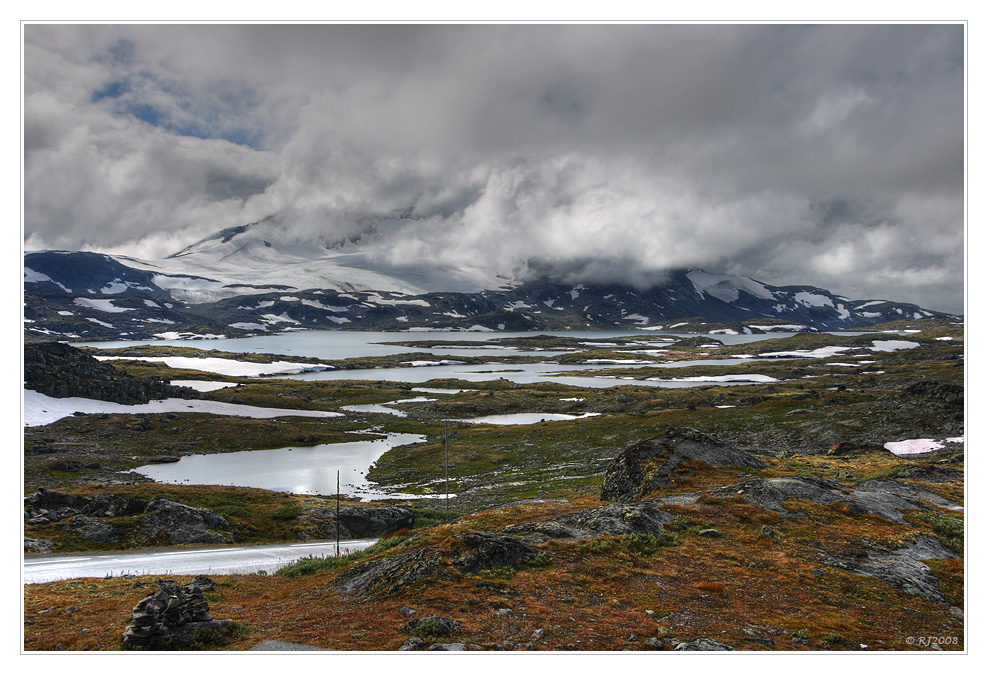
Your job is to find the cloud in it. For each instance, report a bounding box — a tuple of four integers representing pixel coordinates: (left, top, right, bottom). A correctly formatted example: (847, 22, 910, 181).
(22, 24, 964, 313)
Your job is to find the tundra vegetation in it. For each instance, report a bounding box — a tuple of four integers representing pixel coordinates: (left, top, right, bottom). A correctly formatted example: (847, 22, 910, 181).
(23, 319, 964, 651)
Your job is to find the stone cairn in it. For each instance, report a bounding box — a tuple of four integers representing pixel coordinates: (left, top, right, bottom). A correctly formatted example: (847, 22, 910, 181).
(122, 577, 231, 650)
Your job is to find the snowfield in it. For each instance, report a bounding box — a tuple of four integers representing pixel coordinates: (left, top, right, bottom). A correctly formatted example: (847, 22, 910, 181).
(95, 355, 330, 377)
(23, 389, 343, 427)
(650, 374, 778, 383)
(884, 437, 964, 456)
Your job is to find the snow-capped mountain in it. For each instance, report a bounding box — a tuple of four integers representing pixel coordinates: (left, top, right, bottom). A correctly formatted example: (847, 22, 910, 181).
(24, 220, 957, 341)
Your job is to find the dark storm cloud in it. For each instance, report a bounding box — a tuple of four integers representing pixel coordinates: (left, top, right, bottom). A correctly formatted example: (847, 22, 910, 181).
(22, 23, 964, 312)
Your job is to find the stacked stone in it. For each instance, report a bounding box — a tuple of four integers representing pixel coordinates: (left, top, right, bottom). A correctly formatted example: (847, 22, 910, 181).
(122, 579, 229, 649)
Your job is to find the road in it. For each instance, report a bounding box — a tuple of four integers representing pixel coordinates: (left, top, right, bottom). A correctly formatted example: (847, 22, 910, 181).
(23, 538, 378, 584)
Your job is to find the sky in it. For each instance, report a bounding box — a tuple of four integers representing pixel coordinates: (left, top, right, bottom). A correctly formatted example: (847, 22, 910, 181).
(22, 23, 965, 313)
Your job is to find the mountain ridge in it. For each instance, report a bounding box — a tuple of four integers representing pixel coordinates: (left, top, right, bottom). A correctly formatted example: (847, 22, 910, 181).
(24, 222, 959, 341)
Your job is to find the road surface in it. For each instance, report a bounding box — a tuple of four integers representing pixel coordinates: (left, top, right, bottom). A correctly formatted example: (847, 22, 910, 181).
(23, 538, 378, 584)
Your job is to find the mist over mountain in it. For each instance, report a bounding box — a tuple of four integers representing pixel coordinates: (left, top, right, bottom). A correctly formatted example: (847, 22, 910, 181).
(24, 218, 958, 342)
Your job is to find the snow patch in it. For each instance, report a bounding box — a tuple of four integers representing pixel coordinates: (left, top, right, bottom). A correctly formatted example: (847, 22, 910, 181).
(74, 298, 135, 313)
(96, 355, 330, 377)
(870, 340, 920, 352)
(24, 389, 342, 427)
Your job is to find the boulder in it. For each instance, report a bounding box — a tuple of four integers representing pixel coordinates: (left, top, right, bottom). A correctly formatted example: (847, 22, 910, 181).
(505, 501, 673, 541)
(58, 514, 122, 544)
(674, 638, 735, 651)
(136, 498, 233, 545)
(452, 530, 539, 574)
(24, 538, 54, 554)
(405, 615, 462, 637)
(330, 547, 447, 596)
(600, 428, 765, 501)
(300, 505, 414, 539)
(122, 579, 232, 650)
(398, 637, 429, 651)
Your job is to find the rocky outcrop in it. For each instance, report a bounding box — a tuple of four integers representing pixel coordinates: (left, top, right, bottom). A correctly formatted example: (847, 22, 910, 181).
(300, 505, 414, 539)
(25, 489, 234, 549)
(505, 501, 674, 541)
(24, 342, 199, 404)
(903, 380, 963, 405)
(25, 488, 147, 524)
(452, 530, 539, 574)
(122, 578, 231, 649)
(136, 498, 233, 545)
(822, 536, 957, 604)
(660, 475, 960, 525)
(600, 429, 765, 501)
(330, 547, 448, 596)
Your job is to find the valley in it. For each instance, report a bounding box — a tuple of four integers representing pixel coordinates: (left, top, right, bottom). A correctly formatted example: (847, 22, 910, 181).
(22, 320, 965, 652)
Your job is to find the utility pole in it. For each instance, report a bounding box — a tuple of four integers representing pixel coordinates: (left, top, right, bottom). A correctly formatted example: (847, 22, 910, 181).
(444, 419, 450, 522)
(336, 469, 340, 557)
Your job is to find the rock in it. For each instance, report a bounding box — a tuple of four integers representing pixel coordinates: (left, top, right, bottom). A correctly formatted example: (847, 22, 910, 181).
(949, 606, 964, 619)
(24, 538, 54, 554)
(187, 575, 216, 592)
(761, 525, 776, 539)
(884, 465, 964, 482)
(452, 530, 539, 574)
(122, 579, 231, 650)
(505, 501, 673, 541)
(600, 428, 765, 501)
(398, 607, 418, 617)
(427, 643, 468, 651)
(903, 380, 963, 405)
(673, 638, 735, 651)
(24, 342, 200, 405)
(136, 498, 233, 545)
(300, 505, 414, 539)
(59, 514, 121, 544)
(827, 442, 856, 456)
(698, 529, 722, 538)
(676, 476, 953, 525)
(249, 640, 332, 651)
(398, 637, 429, 651)
(531, 629, 544, 640)
(331, 547, 447, 596)
(641, 637, 665, 650)
(405, 615, 462, 637)
(822, 536, 956, 604)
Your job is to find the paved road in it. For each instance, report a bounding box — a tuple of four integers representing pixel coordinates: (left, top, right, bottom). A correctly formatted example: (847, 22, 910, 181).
(23, 538, 378, 584)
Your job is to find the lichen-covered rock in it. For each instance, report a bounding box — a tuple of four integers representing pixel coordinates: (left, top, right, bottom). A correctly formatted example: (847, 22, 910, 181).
(24, 342, 199, 404)
(24, 537, 54, 554)
(330, 547, 447, 596)
(822, 536, 956, 604)
(136, 498, 233, 544)
(300, 505, 414, 539)
(600, 428, 765, 501)
(505, 501, 673, 542)
(674, 638, 735, 651)
(452, 530, 539, 574)
(405, 615, 462, 637)
(58, 514, 122, 544)
(677, 476, 958, 525)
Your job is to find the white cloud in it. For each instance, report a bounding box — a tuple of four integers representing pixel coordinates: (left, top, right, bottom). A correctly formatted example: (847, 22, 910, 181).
(22, 24, 964, 313)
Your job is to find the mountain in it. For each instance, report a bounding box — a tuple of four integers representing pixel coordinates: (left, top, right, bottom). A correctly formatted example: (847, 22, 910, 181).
(24, 221, 958, 341)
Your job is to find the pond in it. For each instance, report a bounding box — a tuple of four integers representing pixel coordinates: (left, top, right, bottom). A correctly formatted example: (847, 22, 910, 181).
(133, 433, 427, 500)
